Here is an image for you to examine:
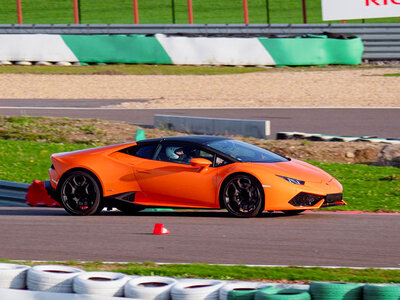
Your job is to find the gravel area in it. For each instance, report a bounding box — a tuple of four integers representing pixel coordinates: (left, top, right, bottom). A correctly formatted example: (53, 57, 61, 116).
(0, 67, 399, 108)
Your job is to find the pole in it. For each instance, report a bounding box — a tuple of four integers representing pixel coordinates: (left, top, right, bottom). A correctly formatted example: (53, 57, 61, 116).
(133, 0, 139, 24)
(73, 0, 79, 24)
(78, 0, 81, 24)
(266, 0, 270, 23)
(171, 0, 176, 24)
(187, 0, 193, 24)
(302, 0, 307, 23)
(16, 0, 23, 24)
(243, 0, 249, 24)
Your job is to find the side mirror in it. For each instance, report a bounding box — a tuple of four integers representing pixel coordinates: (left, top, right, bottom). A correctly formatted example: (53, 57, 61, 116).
(190, 158, 212, 169)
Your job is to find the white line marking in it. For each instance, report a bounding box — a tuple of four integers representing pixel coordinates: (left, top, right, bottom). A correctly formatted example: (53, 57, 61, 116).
(11, 260, 400, 270)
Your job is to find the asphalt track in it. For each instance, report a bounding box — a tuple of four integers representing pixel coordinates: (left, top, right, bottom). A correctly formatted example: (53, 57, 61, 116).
(0, 207, 399, 268)
(0, 99, 399, 138)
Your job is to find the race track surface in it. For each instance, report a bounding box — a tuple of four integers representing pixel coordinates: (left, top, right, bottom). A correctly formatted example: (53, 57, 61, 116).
(0, 207, 399, 268)
(0, 98, 399, 139)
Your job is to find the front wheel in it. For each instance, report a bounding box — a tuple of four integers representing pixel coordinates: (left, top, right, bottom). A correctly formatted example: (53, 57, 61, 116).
(222, 174, 264, 218)
(59, 170, 102, 216)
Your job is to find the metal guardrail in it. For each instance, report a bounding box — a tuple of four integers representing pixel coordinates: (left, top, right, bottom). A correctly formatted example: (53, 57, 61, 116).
(0, 180, 29, 206)
(0, 23, 399, 60)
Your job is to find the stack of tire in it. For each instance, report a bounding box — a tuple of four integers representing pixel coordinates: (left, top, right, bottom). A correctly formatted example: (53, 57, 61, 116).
(1, 263, 400, 299)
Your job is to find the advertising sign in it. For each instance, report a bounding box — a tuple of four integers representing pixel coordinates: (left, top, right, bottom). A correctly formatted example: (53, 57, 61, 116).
(322, 0, 400, 21)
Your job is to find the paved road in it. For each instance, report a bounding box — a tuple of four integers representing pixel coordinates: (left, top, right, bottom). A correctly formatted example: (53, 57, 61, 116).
(0, 99, 399, 138)
(0, 207, 399, 268)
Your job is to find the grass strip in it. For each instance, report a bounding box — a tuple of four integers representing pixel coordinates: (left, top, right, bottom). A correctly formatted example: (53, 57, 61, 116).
(1, 0, 398, 24)
(0, 65, 385, 76)
(0, 138, 399, 212)
(1, 260, 399, 283)
(0, 65, 271, 76)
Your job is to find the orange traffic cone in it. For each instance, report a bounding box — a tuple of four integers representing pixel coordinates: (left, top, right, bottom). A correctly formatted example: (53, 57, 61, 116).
(153, 223, 170, 235)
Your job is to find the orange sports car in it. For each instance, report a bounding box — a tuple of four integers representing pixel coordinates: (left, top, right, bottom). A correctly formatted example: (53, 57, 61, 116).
(46, 135, 345, 217)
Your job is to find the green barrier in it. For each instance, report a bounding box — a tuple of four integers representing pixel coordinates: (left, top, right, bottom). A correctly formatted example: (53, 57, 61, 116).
(62, 35, 172, 64)
(309, 282, 364, 300)
(255, 288, 311, 300)
(258, 36, 364, 66)
(227, 288, 260, 300)
(135, 129, 146, 141)
(364, 284, 400, 300)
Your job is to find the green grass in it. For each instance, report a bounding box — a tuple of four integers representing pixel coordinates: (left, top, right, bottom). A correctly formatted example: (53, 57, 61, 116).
(0, 140, 88, 183)
(310, 162, 400, 212)
(1, 0, 399, 24)
(0, 138, 399, 212)
(0, 64, 271, 76)
(2, 260, 400, 283)
(384, 73, 400, 77)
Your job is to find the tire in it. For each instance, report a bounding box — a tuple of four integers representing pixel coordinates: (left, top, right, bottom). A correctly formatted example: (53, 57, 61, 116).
(282, 210, 305, 216)
(171, 279, 225, 300)
(26, 265, 84, 293)
(364, 284, 400, 300)
(309, 282, 363, 300)
(220, 282, 272, 300)
(221, 174, 264, 218)
(59, 170, 103, 216)
(0, 263, 30, 289)
(73, 271, 129, 297)
(124, 276, 177, 299)
(255, 287, 311, 300)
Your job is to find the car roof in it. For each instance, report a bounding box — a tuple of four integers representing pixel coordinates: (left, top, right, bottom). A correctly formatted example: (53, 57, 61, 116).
(138, 135, 232, 145)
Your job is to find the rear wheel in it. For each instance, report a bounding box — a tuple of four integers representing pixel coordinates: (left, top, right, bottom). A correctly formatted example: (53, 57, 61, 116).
(59, 170, 102, 216)
(222, 174, 264, 218)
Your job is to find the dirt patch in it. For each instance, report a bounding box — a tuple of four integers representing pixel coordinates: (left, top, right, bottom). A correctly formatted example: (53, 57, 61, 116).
(0, 116, 391, 165)
(0, 67, 399, 108)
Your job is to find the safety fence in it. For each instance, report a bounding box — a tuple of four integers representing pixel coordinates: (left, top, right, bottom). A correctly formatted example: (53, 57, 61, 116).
(0, 23, 398, 60)
(0, 262, 400, 299)
(0, 33, 363, 66)
(8, 0, 400, 25)
(0, 180, 29, 206)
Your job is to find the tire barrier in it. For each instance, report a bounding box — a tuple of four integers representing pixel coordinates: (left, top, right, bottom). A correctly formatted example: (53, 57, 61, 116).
(124, 276, 177, 299)
(170, 279, 225, 300)
(220, 282, 273, 300)
(26, 265, 84, 293)
(0, 263, 30, 289)
(2, 263, 400, 300)
(255, 287, 311, 300)
(276, 132, 400, 145)
(363, 284, 400, 300)
(73, 271, 129, 297)
(309, 282, 364, 300)
(0, 33, 363, 66)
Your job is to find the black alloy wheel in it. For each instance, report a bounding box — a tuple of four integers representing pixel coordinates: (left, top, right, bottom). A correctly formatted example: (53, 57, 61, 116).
(222, 174, 264, 217)
(59, 170, 102, 216)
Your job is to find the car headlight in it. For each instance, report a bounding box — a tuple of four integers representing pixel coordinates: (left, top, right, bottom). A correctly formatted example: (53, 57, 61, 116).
(277, 175, 305, 185)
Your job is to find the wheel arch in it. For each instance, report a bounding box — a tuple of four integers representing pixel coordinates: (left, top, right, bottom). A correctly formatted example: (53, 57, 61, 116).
(218, 172, 265, 209)
(57, 167, 104, 198)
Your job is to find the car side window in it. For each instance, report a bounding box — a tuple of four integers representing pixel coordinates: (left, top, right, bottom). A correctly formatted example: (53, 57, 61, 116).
(215, 156, 230, 167)
(156, 144, 215, 165)
(121, 144, 158, 160)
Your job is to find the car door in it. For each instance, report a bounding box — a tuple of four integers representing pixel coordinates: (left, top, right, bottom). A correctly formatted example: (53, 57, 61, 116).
(133, 142, 219, 208)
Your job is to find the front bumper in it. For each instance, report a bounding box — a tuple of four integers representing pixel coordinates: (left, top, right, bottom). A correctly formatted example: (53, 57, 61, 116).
(289, 192, 346, 208)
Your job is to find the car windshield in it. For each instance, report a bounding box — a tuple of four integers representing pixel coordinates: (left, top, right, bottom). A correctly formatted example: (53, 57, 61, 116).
(206, 139, 289, 163)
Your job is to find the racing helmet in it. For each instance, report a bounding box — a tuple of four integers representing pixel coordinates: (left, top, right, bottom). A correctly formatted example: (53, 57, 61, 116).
(165, 146, 181, 159)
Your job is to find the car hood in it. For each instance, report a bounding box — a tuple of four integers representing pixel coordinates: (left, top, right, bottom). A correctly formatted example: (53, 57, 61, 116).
(251, 159, 332, 183)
